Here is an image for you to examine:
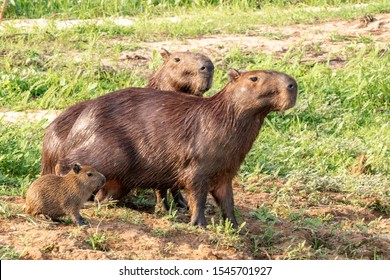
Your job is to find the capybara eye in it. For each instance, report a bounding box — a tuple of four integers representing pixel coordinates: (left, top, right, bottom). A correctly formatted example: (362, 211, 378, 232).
(249, 77, 258, 82)
(174, 57, 181, 62)
(87, 172, 93, 177)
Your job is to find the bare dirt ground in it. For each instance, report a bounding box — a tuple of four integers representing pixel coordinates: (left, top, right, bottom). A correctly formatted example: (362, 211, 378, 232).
(1, 13, 389, 260)
(1, 180, 390, 260)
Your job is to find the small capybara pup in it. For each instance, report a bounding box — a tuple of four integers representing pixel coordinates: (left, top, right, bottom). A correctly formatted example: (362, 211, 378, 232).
(25, 163, 106, 226)
(53, 69, 298, 228)
(41, 48, 214, 211)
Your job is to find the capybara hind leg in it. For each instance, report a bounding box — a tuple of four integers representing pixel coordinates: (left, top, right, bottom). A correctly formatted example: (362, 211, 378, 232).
(187, 185, 208, 228)
(155, 189, 169, 213)
(94, 180, 122, 203)
(94, 188, 109, 202)
(211, 183, 238, 229)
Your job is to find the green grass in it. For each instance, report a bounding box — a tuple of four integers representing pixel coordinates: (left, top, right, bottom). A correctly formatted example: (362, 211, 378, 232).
(3, 1, 386, 20)
(0, 246, 23, 260)
(0, 121, 45, 195)
(86, 230, 110, 251)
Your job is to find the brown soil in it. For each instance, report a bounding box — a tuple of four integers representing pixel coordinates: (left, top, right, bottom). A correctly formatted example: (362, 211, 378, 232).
(1, 13, 389, 260)
(1, 179, 389, 260)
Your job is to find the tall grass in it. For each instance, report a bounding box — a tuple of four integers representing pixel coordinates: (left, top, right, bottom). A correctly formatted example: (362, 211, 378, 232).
(3, 0, 388, 19)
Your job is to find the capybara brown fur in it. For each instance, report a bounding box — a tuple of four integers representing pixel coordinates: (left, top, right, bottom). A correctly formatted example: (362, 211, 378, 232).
(25, 163, 106, 226)
(40, 48, 214, 210)
(147, 48, 214, 96)
(54, 69, 298, 228)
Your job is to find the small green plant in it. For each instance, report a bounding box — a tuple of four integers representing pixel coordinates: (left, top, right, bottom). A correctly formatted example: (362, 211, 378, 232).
(207, 218, 246, 248)
(151, 228, 169, 238)
(250, 205, 280, 224)
(0, 201, 22, 219)
(163, 200, 178, 222)
(86, 223, 110, 251)
(163, 242, 175, 255)
(0, 246, 22, 260)
(87, 231, 109, 251)
(283, 240, 314, 260)
(255, 225, 281, 248)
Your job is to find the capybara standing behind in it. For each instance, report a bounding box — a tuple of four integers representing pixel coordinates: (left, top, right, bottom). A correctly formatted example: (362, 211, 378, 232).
(25, 163, 106, 226)
(147, 48, 214, 96)
(40, 48, 214, 210)
(55, 69, 298, 228)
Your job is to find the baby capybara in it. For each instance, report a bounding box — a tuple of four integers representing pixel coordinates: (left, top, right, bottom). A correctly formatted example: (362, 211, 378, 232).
(41, 48, 214, 210)
(25, 163, 106, 226)
(54, 69, 298, 228)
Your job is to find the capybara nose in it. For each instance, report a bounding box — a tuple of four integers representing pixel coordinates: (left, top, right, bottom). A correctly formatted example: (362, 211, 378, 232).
(199, 62, 214, 74)
(286, 78, 298, 94)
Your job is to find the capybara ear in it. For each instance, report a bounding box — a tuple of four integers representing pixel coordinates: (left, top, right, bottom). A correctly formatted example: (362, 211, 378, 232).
(73, 163, 81, 174)
(160, 48, 171, 61)
(227, 68, 241, 82)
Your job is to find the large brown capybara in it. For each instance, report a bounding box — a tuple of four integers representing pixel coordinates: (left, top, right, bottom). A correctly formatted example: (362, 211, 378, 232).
(54, 69, 298, 228)
(25, 163, 106, 226)
(41, 48, 214, 210)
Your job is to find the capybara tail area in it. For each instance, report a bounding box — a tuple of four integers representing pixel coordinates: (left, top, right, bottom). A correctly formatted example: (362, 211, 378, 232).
(40, 136, 59, 176)
(40, 152, 57, 175)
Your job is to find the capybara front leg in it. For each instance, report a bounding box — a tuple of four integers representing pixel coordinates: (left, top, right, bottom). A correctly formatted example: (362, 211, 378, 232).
(211, 183, 238, 229)
(70, 210, 87, 226)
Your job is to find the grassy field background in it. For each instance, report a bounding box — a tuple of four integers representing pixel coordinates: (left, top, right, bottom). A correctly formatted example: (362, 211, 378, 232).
(0, 0, 389, 260)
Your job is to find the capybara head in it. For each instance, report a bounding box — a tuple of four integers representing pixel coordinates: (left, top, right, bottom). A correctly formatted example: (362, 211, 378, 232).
(225, 69, 298, 113)
(67, 163, 106, 193)
(147, 48, 214, 96)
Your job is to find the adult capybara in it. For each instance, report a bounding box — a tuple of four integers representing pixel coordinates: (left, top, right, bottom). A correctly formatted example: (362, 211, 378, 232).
(41, 48, 214, 209)
(54, 69, 298, 228)
(41, 48, 214, 176)
(25, 163, 106, 226)
(147, 48, 214, 96)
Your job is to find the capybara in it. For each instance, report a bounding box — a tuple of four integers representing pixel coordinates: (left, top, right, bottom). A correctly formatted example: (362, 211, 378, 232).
(54, 69, 298, 228)
(41, 48, 214, 210)
(147, 48, 214, 96)
(25, 163, 106, 226)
